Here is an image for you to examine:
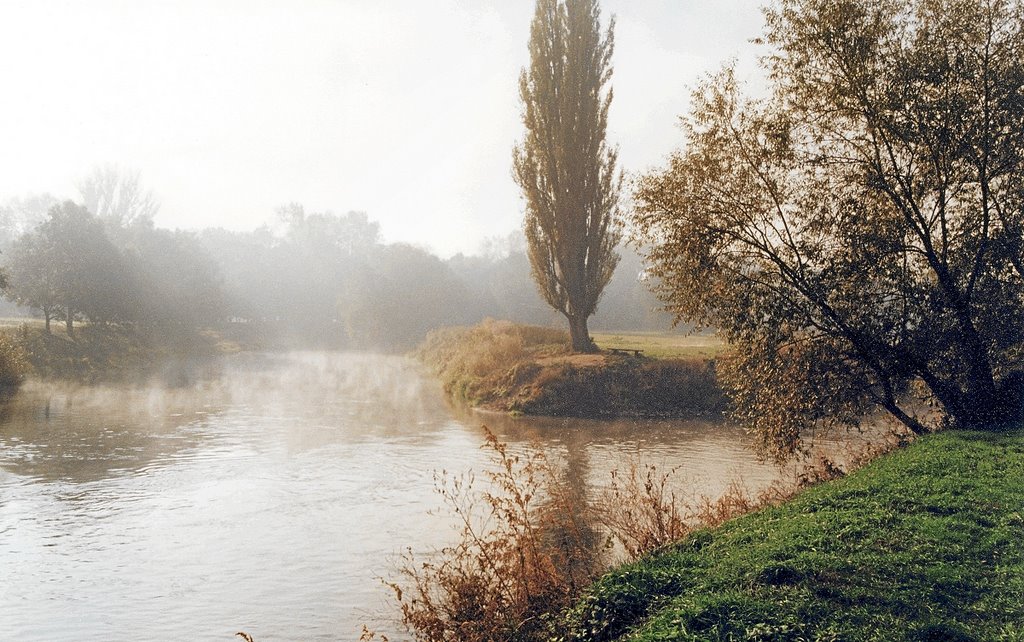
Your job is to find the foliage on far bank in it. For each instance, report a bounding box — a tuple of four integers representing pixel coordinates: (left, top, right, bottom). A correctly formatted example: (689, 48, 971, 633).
(0, 331, 30, 390)
(414, 320, 725, 418)
(554, 429, 1024, 642)
(8, 323, 223, 385)
(516, 358, 724, 418)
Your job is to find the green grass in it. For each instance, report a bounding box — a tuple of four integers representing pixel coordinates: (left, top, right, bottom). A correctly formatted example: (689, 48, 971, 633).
(592, 332, 727, 360)
(555, 429, 1024, 641)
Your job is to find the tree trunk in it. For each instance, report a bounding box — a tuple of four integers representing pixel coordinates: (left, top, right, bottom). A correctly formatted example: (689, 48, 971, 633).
(65, 310, 73, 337)
(44, 312, 51, 334)
(567, 312, 596, 353)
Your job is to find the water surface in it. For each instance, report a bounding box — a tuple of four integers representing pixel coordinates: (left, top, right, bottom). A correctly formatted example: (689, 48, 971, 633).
(0, 352, 788, 641)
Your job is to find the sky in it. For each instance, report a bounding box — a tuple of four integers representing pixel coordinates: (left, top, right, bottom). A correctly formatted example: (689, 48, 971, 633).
(0, 0, 765, 258)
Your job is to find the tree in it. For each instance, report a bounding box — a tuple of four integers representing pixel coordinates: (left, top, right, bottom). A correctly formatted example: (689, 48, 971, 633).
(123, 226, 226, 334)
(78, 165, 159, 232)
(0, 193, 58, 249)
(513, 0, 622, 353)
(4, 231, 56, 331)
(634, 0, 1024, 460)
(3, 202, 130, 335)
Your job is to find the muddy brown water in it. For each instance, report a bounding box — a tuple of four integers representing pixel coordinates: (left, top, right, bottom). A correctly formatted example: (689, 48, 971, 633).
(0, 352, 838, 641)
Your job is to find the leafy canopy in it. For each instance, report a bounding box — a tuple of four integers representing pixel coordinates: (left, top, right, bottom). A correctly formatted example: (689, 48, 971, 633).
(514, 0, 622, 353)
(635, 0, 1024, 460)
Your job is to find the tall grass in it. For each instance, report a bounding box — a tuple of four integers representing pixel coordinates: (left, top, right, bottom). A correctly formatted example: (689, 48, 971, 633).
(378, 430, 897, 641)
(0, 330, 30, 389)
(414, 319, 569, 405)
(383, 428, 600, 642)
(414, 320, 725, 417)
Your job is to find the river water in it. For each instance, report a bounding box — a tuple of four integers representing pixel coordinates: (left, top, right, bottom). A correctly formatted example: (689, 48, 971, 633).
(0, 352, 788, 641)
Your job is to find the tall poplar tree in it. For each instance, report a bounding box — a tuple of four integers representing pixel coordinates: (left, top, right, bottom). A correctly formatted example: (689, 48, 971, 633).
(513, 0, 621, 353)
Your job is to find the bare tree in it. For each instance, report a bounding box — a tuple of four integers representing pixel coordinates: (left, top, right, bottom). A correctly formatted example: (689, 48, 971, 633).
(513, 0, 621, 353)
(78, 165, 160, 229)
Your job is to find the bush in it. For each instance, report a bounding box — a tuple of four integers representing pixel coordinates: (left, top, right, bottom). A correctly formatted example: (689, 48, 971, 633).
(0, 331, 29, 388)
(385, 428, 601, 642)
(414, 319, 569, 405)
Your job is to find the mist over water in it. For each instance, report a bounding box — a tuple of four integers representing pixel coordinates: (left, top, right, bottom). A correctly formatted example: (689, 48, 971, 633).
(1, 352, 791, 640)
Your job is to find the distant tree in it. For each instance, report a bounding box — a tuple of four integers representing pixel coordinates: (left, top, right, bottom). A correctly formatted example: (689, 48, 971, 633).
(3, 202, 129, 335)
(4, 231, 56, 331)
(123, 225, 226, 334)
(0, 193, 58, 249)
(513, 0, 622, 352)
(202, 206, 385, 346)
(634, 0, 1024, 460)
(78, 165, 160, 232)
(277, 203, 381, 257)
(341, 243, 475, 350)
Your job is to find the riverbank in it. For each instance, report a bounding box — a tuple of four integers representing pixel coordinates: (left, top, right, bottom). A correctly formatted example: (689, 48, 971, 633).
(554, 429, 1024, 641)
(3, 322, 241, 385)
(414, 319, 726, 418)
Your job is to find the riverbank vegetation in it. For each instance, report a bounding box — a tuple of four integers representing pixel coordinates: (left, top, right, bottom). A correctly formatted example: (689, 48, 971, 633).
(0, 181, 671, 378)
(414, 319, 725, 418)
(556, 429, 1024, 641)
(379, 429, 1023, 641)
(0, 330, 29, 390)
(4, 322, 230, 385)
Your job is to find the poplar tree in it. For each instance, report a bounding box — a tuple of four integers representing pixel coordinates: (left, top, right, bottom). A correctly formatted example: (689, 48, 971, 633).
(513, 0, 621, 353)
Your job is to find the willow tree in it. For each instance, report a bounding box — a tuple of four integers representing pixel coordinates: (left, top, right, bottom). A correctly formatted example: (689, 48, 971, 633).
(513, 0, 621, 353)
(636, 0, 1024, 460)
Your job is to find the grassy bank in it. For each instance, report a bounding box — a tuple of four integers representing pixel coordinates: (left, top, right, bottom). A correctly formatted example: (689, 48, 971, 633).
(592, 332, 726, 360)
(555, 429, 1024, 641)
(414, 320, 725, 417)
(5, 322, 231, 384)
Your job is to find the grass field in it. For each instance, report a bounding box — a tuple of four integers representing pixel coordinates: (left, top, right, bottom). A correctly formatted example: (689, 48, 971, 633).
(555, 429, 1024, 641)
(592, 331, 727, 359)
(0, 316, 42, 329)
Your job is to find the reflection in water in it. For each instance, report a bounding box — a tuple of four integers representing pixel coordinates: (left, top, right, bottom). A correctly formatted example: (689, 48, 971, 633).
(0, 352, 805, 641)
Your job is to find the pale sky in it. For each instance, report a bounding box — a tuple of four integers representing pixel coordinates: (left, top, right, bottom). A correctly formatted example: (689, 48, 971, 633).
(0, 0, 764, 257)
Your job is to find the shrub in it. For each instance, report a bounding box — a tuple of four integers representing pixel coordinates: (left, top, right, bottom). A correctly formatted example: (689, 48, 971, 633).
(0, 330, 30, 389)
(385, 428, 601, 642)
(414, 319, 569, 405)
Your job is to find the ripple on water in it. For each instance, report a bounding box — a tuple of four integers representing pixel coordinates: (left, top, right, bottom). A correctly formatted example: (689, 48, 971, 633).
(0, 352, 798, 641)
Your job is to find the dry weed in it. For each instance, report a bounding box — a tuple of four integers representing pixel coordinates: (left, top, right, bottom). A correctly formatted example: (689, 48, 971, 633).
(385, 427, 601, 642)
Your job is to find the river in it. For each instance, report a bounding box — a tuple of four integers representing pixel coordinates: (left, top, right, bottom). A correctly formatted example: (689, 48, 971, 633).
(0, 352, 788, 641)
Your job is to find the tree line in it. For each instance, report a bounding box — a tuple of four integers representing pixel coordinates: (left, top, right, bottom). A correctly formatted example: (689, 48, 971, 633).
(0, 172, 671, 350)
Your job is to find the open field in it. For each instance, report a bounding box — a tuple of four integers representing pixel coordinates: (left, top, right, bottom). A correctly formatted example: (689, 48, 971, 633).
(592, 331, 726, 360)
(0, 317, 43, 329)
(556, 429, 1024, 641)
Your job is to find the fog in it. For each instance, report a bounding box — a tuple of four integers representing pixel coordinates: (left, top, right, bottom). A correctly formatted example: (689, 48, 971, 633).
(0, 2, 764, 258)
(0, 352, 785, 639)
(0, 180, 678, 350)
